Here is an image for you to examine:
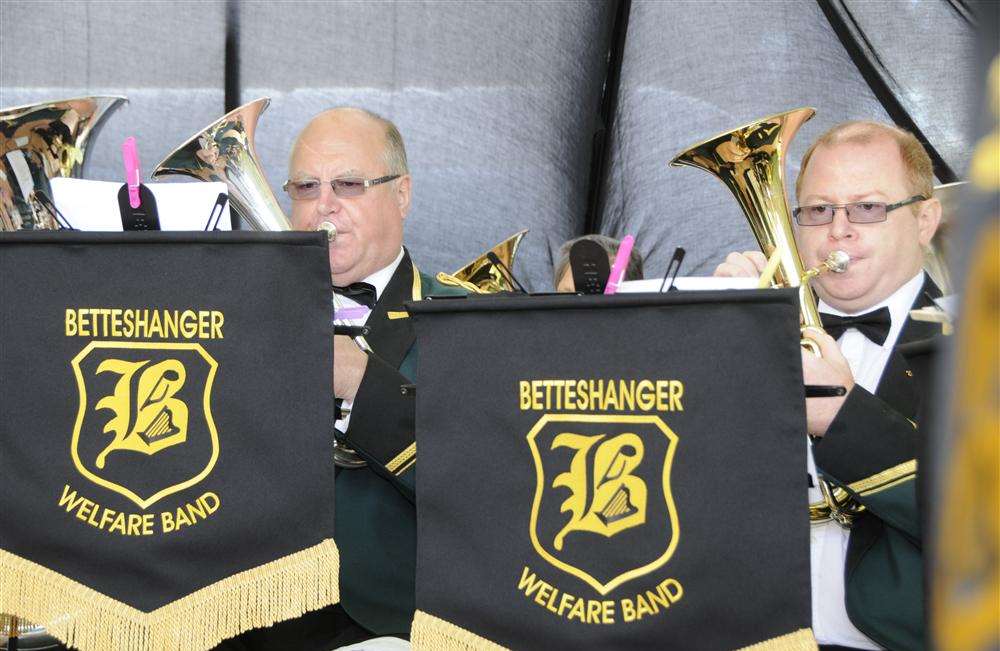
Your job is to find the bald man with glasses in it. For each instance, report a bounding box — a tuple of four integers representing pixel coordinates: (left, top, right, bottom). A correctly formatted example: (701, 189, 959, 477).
(220, 107, 463, 650)
(716, 120, 943, 651)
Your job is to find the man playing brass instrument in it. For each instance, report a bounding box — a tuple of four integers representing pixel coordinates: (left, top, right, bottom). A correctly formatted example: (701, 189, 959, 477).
(222, 108, 461, 649)
(716, 121, 943, 651)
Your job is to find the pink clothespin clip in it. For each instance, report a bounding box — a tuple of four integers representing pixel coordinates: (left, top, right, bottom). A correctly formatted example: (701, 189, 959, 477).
(122, 137, 142, 209)
(604, 234, 635, 295)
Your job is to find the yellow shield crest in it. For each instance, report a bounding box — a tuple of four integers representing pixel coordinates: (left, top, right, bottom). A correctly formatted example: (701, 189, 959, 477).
(527, 414, 679, 595)
(70, 341, 219, 509)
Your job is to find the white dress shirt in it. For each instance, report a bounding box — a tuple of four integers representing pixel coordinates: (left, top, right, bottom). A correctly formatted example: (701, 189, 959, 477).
(333, 247, 405, 434)
(806, 270, 925, 649)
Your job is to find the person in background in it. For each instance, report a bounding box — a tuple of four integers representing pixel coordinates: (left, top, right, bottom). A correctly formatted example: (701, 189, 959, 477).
(553, 234, 644, 292)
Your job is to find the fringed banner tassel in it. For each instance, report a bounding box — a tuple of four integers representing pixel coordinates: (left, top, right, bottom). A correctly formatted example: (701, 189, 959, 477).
(410, 610, 816, 651)
(737, 628, 818, 650)
(411, 610, 510, 651)
(0, 538, 339, 651)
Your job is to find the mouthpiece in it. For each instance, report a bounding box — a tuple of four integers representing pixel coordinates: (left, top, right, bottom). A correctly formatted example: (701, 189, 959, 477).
(826, 250, 850, 273)
(801, 250, 851, 282)
(317, 221, 337, 242)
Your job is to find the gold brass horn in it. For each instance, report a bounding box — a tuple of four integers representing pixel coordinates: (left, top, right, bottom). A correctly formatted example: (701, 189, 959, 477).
(152, 97, 291, 232)
(671, 108, 861, 525)
(670, 108, 827, 334)
(0, 95, 126, 231)
(437, 229, 529, 293)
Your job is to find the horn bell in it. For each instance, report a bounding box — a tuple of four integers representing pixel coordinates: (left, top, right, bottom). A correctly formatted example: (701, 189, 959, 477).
(151, 97, 290, 232)
(445, 229, 529, 293)
(672, 108, 870, 526)
(670, 107, 821, 330)
(0, 95, 126, 231)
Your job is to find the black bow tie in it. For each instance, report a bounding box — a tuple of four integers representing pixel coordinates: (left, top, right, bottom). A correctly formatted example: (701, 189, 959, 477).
(821, 307, 891, 345)
(333, 282, 377, 309)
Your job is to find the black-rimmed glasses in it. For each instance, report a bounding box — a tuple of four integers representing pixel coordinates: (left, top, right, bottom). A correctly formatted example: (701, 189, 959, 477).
(282, 175, 401, 200)
(793, 195, 927, 226)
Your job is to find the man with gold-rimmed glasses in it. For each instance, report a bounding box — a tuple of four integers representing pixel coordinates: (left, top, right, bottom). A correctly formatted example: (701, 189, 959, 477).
(220, 107, 462, 650)
(716, 121, 943, 651)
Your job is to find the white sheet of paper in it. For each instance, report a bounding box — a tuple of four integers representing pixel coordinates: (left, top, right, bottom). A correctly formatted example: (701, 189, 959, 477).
(618, 277, 759, 293)
(50, 178, 231, 231)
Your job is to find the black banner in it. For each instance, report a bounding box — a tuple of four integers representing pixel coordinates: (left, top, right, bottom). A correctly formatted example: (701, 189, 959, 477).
(0, 231, 337, 650)
(408, 290, 813, 650)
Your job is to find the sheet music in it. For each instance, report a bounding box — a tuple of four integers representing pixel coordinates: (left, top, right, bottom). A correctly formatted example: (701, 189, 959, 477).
(50, 177, 232, 231)
(619, 277, 758, 292)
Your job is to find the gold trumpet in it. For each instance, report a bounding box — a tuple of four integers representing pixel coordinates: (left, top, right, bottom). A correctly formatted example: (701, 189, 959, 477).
(670, 108, 831, 332)
(438, 229, 529, 293)
(671, 108, 860, 525)
(1, 95, 126, 231)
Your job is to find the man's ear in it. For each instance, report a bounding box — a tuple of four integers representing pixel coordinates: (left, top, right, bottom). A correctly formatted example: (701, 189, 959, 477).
(395, 174, 412, 221)
(917, 196, 942, 248)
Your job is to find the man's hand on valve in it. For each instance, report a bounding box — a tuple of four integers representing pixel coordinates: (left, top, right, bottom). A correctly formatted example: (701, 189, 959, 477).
(713, 250, 767, 278)
(334, 335, 369, 401)
(714, 250, 856, 437)
(801, 328, 855, 437)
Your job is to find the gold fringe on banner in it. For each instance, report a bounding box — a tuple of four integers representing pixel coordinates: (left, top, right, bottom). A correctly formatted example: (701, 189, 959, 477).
(736, 627, 818, 650)
(0, 538, 339, 651)
(411, 610, 510, 651)
(411, 610, 816, 651)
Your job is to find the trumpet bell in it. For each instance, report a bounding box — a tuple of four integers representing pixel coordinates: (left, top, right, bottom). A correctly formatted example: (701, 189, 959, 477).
(446, 229, 529, 293)
(671, 107, 821, 329)
(151, 97, 290, 232)
(0, 95, 126, 231)
(925, 181, 964, 294)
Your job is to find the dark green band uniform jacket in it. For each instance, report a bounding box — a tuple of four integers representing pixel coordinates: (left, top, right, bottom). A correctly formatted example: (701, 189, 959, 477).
(812, 277, 943, 651)
(334, 249, 464, 636)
